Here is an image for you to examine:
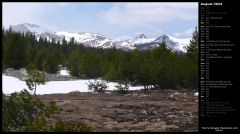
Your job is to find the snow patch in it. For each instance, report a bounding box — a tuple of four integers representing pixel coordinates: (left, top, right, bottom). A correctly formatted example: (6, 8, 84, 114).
(173, 92, 182, 95)
(131, 38, 155, 44)
(2, 75, 144, 95)
(194, 92, 198, 96)
(59, 69, 70, 76)
(168, 35, 190, 52)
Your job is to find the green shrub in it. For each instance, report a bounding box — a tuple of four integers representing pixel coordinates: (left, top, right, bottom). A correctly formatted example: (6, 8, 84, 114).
(87, 79, 108, 93)
(2, 90, 91, 132)
(24, 117, 47, 131)
(2, 89, 60, 132)
(115, 82, 129, 94)
(25, 69, 46, 98)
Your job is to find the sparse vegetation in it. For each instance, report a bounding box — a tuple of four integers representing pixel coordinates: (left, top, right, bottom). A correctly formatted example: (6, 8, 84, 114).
(36, 89, 198, 132)
(115, 81, 129, 94)
(25, 118, 91, 132)
(87, 79, 108, 93)
(25, 69, 46, 98)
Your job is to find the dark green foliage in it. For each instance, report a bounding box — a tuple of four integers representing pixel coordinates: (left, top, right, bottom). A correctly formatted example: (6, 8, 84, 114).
(2, 90, 91, 132)
(3, 31, 28, 69)
(45, 50, 60, 74)
(187, 27, 198, 63)
(24, 117, 47, 132)
(186, 27, 199, 89)
(80, 51, 102, 79)
(2, 89, 60, 131)
(67, 50, 81, 77)
(87, 80, 108, 93)
(34, 49, 45, 70)
(104, 63, 118, 81)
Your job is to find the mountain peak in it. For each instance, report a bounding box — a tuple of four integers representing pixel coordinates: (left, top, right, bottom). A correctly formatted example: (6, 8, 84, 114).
(22, 23, 40, 27)
(11, 23, 48, 34)
(154, 34, 170, 42)
(161, 34, 169, 39)
(137, 34, 147, 39)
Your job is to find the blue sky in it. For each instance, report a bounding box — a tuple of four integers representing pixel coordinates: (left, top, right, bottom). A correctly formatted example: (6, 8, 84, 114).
(3, 2, 198, 39)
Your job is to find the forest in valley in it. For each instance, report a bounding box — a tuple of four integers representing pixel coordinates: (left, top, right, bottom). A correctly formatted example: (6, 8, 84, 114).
(2, 27, 198, 90)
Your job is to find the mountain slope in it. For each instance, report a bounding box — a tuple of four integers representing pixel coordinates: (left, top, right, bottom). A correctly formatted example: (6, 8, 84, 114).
(9, 23, 190, 52)
(11, 23, 49, 34)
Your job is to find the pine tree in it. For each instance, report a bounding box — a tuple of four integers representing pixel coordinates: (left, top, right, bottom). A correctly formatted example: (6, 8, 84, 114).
(34, 49, 45, 71)
(186, 27, 199, 89)
(4, 32, 28, 69)
(104, 63, 118, 81)
(45, 51, 59, 74)
(187, 27, 198, 63)
(67, 50, 81, 77)
(26, 69, 46, 98)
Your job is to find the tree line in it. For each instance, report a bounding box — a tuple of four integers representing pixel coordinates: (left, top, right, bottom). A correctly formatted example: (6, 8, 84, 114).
(2, 27, 198, 90)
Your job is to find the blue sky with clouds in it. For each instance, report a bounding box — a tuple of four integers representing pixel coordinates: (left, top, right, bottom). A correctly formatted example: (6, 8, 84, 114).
(3, 2, 198, 39)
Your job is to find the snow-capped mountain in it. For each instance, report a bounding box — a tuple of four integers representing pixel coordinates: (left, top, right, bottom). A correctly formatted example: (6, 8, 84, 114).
(36, 32, 63, 42)
(11, 23, 49, 34)
(168, 35, 190, 52)
(9, 23, 191, 52)
(55, 31, 113, 48)
(130, 34, 155, 45)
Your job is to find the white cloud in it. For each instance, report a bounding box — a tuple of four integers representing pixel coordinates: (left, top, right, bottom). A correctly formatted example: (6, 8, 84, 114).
(56, 2, 71, 7)
(3, 2, 73, 32)
(2, 3, 45, 28)
(100, 2, 198, 27)
(2, 2, 66, 30)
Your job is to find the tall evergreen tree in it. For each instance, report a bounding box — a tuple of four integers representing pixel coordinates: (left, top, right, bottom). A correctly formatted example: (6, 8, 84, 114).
(45, 51, 59, 74)
(186, 27, 199, 89)
(187, 27, 198, 63)
(67, 50, 81, 77)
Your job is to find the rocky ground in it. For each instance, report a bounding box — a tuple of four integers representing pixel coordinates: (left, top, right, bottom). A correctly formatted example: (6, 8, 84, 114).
(38, 89, 198, 132)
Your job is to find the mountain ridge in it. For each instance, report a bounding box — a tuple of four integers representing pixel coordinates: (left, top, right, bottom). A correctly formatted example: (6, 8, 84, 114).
(9, 23, 191, 52)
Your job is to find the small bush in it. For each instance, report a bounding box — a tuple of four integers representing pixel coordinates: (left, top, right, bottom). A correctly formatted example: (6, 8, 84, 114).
(25, 69, 46, 98)
(87, 80, 108, 93)
(2, 89, 60, 132)
(115, 82, 129, 94)
(2, 89, 90, 132)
